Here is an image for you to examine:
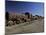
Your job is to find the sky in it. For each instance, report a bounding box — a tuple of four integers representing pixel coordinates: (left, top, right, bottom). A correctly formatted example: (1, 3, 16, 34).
(6, 1, 44, 16)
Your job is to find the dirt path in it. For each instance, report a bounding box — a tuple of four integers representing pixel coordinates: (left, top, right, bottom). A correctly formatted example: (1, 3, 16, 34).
(5, 19, 44, 34)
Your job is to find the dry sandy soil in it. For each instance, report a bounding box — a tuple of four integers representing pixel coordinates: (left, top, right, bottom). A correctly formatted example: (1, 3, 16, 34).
(5, 19, 44, 35)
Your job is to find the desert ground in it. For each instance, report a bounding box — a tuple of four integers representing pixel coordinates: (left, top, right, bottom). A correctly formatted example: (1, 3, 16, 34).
(5, 12, 44, 35)
(5, 19, 44, 35)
